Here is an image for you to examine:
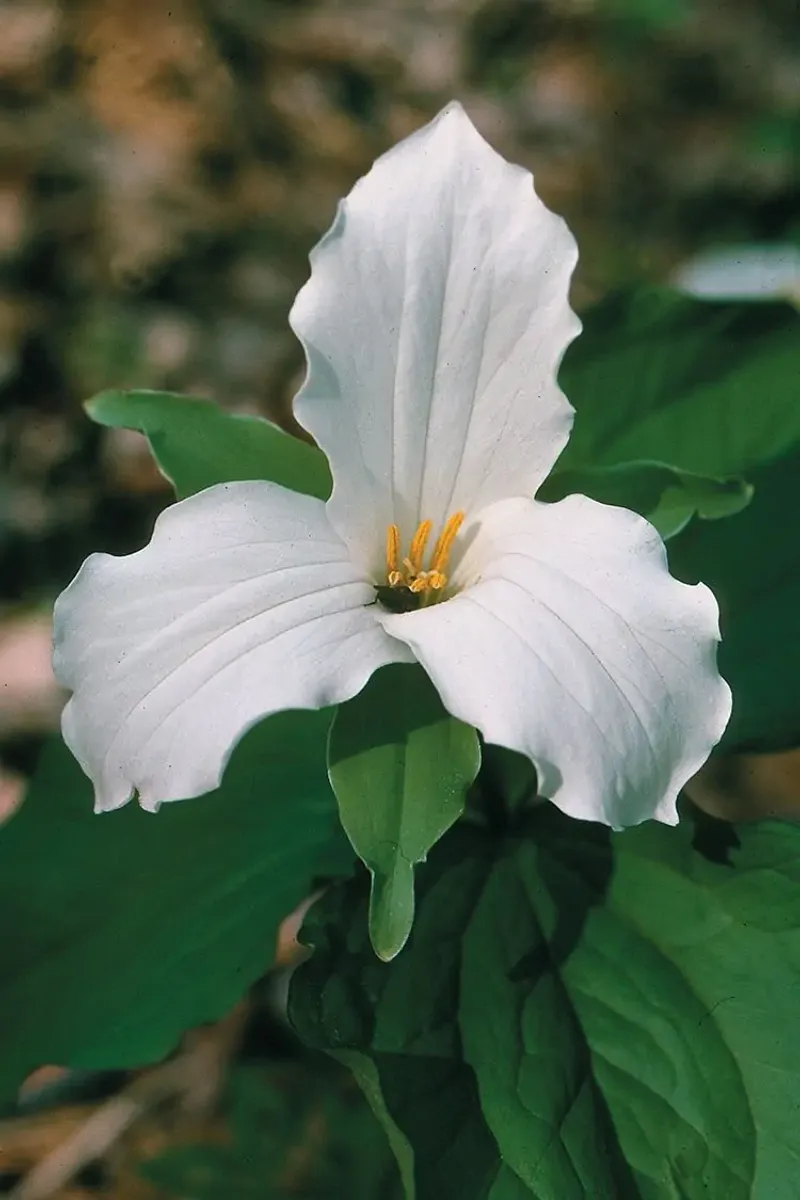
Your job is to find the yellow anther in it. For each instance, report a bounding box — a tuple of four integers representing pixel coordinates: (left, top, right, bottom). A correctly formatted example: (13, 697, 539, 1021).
(386, 523, 401, 577)
(428, 571, 447, 590)
(408, 519, 433, 576)
(430, 511, 465, 575)
(388, 569, 404, 587)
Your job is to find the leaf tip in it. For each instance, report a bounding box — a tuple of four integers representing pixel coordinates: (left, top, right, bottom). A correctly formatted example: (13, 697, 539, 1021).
(368, 861, 415, 962)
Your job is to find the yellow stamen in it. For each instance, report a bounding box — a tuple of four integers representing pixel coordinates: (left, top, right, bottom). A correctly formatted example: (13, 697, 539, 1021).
(408, 519, 433, 576)
(382, 512, 466, 604)
(430, 511, 465, 574)
(386, 523, 400, 577)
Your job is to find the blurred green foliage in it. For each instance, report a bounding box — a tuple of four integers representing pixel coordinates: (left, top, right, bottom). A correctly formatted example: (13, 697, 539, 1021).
(140, 1064, 400, 1199)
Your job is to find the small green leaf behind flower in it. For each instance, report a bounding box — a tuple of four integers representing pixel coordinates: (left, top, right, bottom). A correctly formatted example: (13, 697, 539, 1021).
(558, 288, 800, 481)
(539, 460, 752, 539)
(86, 388, 332, 500)
(547, 288, 800, 536)
(328, 664, 481, 961)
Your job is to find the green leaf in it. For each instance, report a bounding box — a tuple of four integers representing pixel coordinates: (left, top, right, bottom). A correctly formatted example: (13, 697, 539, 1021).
(539, 461, 752, 539)
(328, 665, 481, 961)
(646, 468, 753, 537)
(0, 709, 350, 1104)
(291, 807, 800, 1199)
(669, 444, 800, 751)
(86, 389, 332, 500)
(291, 831, 501, 1200)
(557, 289, 800, 480)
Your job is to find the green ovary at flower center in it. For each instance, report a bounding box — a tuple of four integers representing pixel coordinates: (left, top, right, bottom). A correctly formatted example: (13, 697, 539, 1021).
(380, 511, 465, 611)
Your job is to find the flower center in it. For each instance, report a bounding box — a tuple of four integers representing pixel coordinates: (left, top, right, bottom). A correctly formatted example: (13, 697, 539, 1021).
(381, 512, 465, 610)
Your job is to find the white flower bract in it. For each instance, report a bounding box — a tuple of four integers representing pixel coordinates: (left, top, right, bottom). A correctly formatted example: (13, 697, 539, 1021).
(53, 103, 731, 826)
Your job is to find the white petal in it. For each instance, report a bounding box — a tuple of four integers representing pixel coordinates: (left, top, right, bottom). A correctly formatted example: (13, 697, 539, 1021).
(290, 101, 580, 572)
(54, 482, 409, 813)
(378, 496, 731, 828)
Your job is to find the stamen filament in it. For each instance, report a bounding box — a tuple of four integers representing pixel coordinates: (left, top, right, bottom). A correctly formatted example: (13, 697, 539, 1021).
(408, 519, 433, 576)
(430, 511, 465, 574)
(386, 524, 401, 577)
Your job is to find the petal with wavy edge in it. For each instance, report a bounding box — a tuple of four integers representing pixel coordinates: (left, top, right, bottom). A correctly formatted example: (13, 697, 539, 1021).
(378, 496, 731, 828)
(290, 102, 580, 573)
(54, 482, 409, 813)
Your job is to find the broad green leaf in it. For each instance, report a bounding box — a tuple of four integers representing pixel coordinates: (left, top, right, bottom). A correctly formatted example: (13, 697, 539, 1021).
(0, 709, 350, 1104)
(539, 461, 752, 539)
(328, 664, 481, 961)
(291, 807, 800, 1199)
(669, 444, 800, 751)
(291, 833, 501, 1200)
(557, 289, 800, 479)
(86, 389, 332, 500)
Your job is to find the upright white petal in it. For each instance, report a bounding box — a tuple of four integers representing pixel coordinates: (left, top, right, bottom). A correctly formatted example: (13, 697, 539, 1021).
(290, 102, 580, 572)
(54, 483, 409, 813)
(378, 496, 731, 828)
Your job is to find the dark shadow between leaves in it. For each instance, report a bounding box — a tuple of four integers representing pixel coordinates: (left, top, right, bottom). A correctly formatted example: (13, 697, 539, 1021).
(681, 795, 741, 866)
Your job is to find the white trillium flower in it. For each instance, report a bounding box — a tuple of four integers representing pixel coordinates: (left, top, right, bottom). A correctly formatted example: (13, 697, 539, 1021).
(53, 103, 731, 827)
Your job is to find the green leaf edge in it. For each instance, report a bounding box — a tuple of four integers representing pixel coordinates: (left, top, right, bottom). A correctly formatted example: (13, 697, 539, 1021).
(85, 388, 332, 500)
